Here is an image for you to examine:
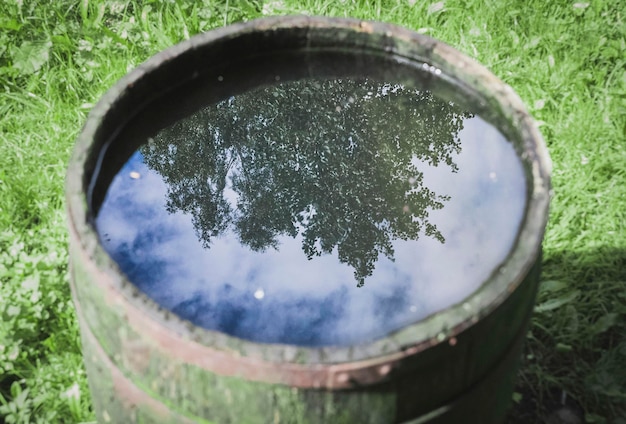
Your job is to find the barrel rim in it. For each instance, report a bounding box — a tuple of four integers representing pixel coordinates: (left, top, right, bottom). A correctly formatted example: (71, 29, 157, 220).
(66, 15, 551, 384)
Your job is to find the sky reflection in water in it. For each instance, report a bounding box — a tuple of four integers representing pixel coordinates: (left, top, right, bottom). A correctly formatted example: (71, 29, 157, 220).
(96, 79, 526, 347)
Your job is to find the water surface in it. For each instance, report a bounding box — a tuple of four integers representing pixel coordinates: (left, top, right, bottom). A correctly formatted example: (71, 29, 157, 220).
(96, 74, 527, 346)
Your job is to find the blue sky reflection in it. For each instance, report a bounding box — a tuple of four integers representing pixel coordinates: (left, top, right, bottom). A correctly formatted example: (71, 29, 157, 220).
(97, 116, 526, 346)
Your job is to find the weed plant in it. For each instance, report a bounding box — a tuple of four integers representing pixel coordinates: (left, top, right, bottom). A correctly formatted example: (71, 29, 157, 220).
(0, 0, 624, 422)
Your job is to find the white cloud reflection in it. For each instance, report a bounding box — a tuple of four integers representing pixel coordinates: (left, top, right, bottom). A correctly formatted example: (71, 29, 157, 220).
(96, 116, 526, 346)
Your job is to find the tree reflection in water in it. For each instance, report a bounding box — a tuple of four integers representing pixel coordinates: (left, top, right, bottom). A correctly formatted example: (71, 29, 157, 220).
(142, 77, 470, 287)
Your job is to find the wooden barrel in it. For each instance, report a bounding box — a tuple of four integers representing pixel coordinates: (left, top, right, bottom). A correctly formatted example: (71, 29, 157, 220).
(66, 16, 551, 423)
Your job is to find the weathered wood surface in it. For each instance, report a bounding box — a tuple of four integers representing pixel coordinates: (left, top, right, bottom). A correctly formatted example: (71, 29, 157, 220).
(65, 16, 551, 424)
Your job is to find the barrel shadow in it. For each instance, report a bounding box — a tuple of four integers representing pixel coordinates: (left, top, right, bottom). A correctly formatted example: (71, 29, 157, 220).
(506, 247, 626, 423)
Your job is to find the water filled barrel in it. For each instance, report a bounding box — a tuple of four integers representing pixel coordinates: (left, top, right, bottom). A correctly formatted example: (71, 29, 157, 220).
(66, 16, 551, 424)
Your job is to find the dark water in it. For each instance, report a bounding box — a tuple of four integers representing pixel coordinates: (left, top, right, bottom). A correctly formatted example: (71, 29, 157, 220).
(95, 69, 527, 347)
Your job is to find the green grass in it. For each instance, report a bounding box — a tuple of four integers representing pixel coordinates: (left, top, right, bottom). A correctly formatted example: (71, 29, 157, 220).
(1, 0, 624, 422)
